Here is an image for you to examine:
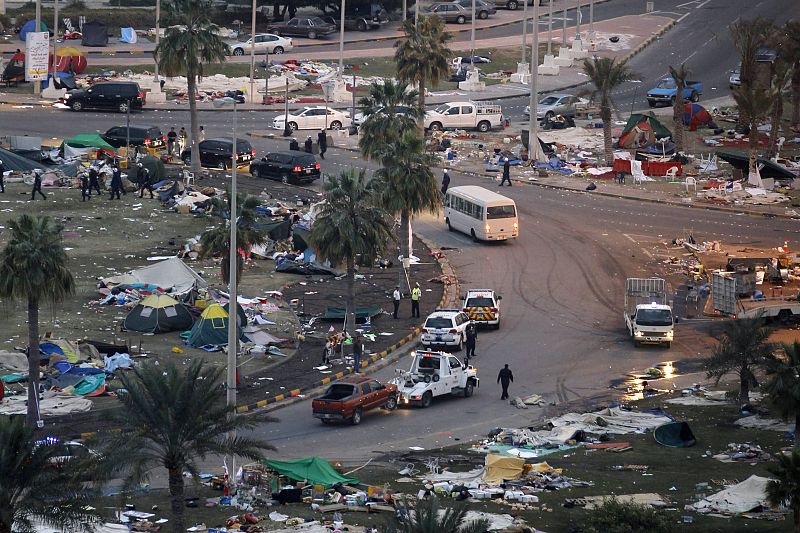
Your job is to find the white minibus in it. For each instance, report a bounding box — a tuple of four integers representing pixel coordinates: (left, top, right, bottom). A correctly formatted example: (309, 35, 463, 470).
(444, 185, 518, 242)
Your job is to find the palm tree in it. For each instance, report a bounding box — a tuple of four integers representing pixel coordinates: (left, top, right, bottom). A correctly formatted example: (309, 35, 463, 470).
(730, 17, 774, 90)
(96, 359, 274, 533)
(385, 496, 489, 533)
(310, 169, 394, 335)
(375, 130, 440, 286)
(155, 0, 230, 172)
(766, 62, 791, 158)
(0, 215, 75, 425)
(668, 63, 690, 154)
(358, 80, 423, 160)
(703, 318, 774, 406)
(783, 21, 800, 128)
(731, 84, 773, 176)
(766, 451, 800, 532)
(764, 342, 800, 450)
(199, 191, 268, 285)
(0, 416, 98, 533)
(394, 15, 452, 134)
(582, 56, 634, 164)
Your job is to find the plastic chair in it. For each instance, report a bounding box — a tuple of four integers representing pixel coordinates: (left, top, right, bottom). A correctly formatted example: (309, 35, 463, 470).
(685, 176, 697, 193)
(664, 166, 679, 182)
(183, 170, 195, 186)
(630, 160, 646, 185)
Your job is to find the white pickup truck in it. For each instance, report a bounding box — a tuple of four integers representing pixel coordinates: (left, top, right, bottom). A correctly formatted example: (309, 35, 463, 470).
(424, 101, 504, 133)
(390, 350, 478, 407)
(624, 278, 674, 347)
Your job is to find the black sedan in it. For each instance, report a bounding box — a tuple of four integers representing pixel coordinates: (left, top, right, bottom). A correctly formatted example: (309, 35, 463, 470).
(181, 138, 255, 170)
(267, 17, 337, 39)
(102, 126, 166, 149)
(249, 151, 321, 184)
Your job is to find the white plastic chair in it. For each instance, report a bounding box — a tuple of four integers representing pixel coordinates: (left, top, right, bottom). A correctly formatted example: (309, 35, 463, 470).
(664, 166, 679, 182)
(685, 176, 697, 193)
(631, 160, 646, 185)
(183, 170, 195, 186)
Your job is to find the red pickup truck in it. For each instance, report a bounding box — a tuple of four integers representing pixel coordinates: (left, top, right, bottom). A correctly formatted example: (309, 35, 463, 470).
(312, 375, 398, 425)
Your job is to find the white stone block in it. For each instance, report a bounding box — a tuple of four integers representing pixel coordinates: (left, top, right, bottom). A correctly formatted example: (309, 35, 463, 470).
(41, 85, 66, 100)
(554, 47, 573, 67)
(147, 90, 167, 103)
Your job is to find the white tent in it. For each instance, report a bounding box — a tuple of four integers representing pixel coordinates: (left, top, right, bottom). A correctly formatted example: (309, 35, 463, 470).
(692, 475, 773, 514)
(101, 257, 207, 295)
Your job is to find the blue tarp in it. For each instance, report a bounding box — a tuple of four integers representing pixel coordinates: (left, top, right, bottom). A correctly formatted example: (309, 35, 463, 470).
(119, 27, 137, 44)
(19, 20, 48, 41)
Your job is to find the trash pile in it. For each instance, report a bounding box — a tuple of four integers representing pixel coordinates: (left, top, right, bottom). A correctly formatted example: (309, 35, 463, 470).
(711, 443, 772, 464)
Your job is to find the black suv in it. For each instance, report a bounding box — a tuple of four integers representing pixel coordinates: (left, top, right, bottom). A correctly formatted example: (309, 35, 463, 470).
(249, 151, 321, 184)
(181, 138, 255, 169)
(102, 126, 165, 149)
(63, 82, 145, 113)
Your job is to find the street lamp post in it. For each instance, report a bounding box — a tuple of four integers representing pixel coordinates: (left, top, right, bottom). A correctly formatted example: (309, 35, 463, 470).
(338, 0, 346, 77)
(154, 0, 160, 82)
(561, 0, 567, 47)
(575, 0, 581, 40)
(282, 77, 291, 137)
(520, 0, 528, 64)
(34, 0, 41, 95)
(589, 0, 594, 38)
(547, 0, 553, 55)
(52, 0, 58, 76)
(249, 0, 257, 102)
(527, 0, 540, 162)
(469, 0, 476, 65)
(264, 50, 269, 106)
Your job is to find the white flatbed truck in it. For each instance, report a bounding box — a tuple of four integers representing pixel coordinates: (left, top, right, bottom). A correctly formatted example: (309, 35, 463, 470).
(624, 278, 674, 347)
(390, 350, 478, 407)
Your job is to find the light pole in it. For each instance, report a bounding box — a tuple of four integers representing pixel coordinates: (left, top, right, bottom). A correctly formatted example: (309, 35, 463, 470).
(154, 0, 160, 82)
(561, 0, 567, 47)
(249, 0, 257, 102)
(547, 0, 553, 55)
(527, 0, 540, 162)
(282, 77, 291, 136)
(589, 0, 594, 39)
(34, 0, 41, 95)
(52, 0, 58, 77)
(212, 96, 239, 415)
(469, 0, 476, 65)
(575, 0, 581, 40)
(264, 49, 269, 106)
(520, 0, 528, 64)
(338, 0, 346, 77)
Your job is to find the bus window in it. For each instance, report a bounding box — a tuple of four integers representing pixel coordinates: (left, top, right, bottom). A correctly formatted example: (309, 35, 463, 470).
(487, 205, 516, 219)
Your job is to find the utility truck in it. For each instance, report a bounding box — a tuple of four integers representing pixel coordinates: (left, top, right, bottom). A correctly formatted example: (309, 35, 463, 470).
(624, 278, 674, 347)
(424, 101, 504, 133)
(391, 350, 478, 408)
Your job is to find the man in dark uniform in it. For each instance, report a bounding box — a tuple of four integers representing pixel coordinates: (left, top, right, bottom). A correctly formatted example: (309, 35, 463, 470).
(0, 159, 5, 193)
(499, 157, 512, 186)
(88, 166, 101, 195)
(317, 129, 327, 159)
(465, 322, 478, 360)
(441, 169, 450, 195)
(289, 138, 300, 151)
(109, 164, 124, 200)
(497, 364, 513, 400)
(352, 332, 363, 373)
(167, 127, 177, 155)
(304, 136, 313, 153)
(30, 169, 46, 200)
(80, 171, 91, 201)
(137, 163, 155, 199)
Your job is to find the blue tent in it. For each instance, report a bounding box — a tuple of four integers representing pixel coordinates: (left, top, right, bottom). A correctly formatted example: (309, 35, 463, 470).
(120, 27, 137, 44)
(19, 20, 49, 41)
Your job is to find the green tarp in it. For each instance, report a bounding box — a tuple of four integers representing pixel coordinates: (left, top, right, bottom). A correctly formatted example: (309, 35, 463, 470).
(61, 133, 116, 152)
(654, 421, 696, 448)
(263, 457, 359, 486)
(322, 306, 383, 320)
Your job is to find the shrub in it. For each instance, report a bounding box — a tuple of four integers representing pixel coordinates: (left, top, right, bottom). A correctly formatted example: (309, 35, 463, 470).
(581, 498, 672, 533)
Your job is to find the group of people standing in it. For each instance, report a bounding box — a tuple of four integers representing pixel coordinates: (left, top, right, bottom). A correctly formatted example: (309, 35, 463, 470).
(287, 130, 328, 159)
(166, 126, 189, 156)
(76, 160, 129, 201)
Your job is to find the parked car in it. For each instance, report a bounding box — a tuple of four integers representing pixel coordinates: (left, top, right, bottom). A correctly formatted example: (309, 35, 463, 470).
(729, 63, 741, 89)
(102, 125, 165, 149)
(312, 375, 398, 425)
(180, 138, 256, 169)
(352, 105, 414, 127)
(267, 17, 337, 39)
(272, 106, 351, 131)
(524, 93, 580, 121)
(420, 309, 473, 350)
(63, 81, 144, 113)
(497, 0, 537, 10)
(646, 77, 703, 107)
(249, 151, 321, 184)
(321, 4, 390, 31)
(229, 33, 293, 56)
(454, 0, 497, 16)
(426, 1, 492, 24)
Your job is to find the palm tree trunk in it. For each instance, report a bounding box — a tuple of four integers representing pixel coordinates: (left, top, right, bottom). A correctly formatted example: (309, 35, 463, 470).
(26, 297, 40, 427)
(792, 70, 800, 128)
(601, 101, 613, 165)
(418, 81, 426, 138)
(345, 255, 356, 338)
(767, 96, 783, 158)
(673, 97, 684, 154)
(739, 371, 750, 407)
(748, 115, 758, 176)
(187, 68, 201, 173)
(398, 209, 410, 291)
(795, 413, 800, 452)
(168, 467, 186, 533)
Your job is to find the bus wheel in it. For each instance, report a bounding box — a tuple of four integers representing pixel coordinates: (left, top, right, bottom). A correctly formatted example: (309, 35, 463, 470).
(446, 218, 453, 231)
(470, 229, 479, 242)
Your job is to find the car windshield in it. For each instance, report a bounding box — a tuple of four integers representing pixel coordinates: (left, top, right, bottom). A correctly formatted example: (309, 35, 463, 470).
(425, 317, 453, 329)
(236, 140, 253, 152)
(656, 78, 676, 89)
(486, 205, 516, 219)
(466, 297, 494, 307)
(293, 154, 316, 165)
(539, 96, 559, 106)
(636, 308, 673, 326)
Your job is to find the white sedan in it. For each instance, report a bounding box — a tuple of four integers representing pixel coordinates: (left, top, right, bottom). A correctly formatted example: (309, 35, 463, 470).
(230, 34, 293, 56)
(272, 106, 351, 131)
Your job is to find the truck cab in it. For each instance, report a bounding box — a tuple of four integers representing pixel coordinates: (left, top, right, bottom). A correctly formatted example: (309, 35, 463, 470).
(424, 101, 503, 133)
(646, 77, 702, 107)
(624, 278, 674, 347)
(462, 288, 501, 328)
(391, 350, 478, 407)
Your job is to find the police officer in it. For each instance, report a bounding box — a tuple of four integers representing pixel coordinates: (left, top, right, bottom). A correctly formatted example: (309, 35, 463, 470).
(497, 364, 514, 400)
(392, 286, 401, 319)
(109, 164, 124, 200)
(30, 169, 46, 200)
(317, 129, 327, 159)
(88, 165, 101, 195)
(465, 321, 478, 359)
(304, 136, 313, 154)
(441, 169, 450, 195)
(289, 137, 300, 151)
(499, 157, 512, 186)
(137, 163, 155, 199)
(80, 170, 91, 201)
(0, 159, 5, 193)
(411, 282, 421, 318)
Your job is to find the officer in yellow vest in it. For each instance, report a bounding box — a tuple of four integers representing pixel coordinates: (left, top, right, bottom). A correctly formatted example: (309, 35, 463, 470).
(411, 282, 422, 318)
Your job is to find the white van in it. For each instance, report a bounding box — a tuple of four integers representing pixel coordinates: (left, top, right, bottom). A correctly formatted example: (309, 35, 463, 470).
(444, 186, 518, 242)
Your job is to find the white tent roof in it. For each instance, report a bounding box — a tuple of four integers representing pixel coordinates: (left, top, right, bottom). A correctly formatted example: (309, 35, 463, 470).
(102, 257, 207, 295)
(692, 475, 772, 514)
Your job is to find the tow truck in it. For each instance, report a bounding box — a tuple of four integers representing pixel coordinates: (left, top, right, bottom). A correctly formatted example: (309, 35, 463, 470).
(390, 350, 478, 408)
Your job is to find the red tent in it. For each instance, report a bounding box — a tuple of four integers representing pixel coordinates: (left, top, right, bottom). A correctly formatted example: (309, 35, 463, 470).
(683, 102, 712, 131)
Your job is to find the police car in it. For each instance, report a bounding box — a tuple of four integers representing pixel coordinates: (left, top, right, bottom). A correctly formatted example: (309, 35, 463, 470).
(421, 309, 472, 351)
(462, 288, 501, 329)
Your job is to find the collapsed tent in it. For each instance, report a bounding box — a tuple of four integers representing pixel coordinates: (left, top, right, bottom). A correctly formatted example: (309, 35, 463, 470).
(484, 454, 524, 483)
(2, 52, 25, 83)
(54, 47, 88, 74)
(322, 306, 382, 320)
(101, 257, 208, 296)
(716, 150, 796, 180)
(262, 457, 358, 486)
(683, 102, 712, 130)
(276, 260, 339, 276)
(0, 146, 47, 172)
(618, 113, 672, 149)
(123, 294, 194, 333)
(119, 27, 138, 44)
(185, 304, 243, 348)
(654, 421, 696, 448)
(139, 155, 166, 182)
(19, 20, 48, 41)
(691, 475, 772, 515)
(61, 134, 116, 153)
(81, 20, 109, 47)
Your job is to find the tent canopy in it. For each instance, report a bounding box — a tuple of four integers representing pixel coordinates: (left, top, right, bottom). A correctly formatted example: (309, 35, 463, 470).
(123, 294, 194, 334)
(62, 134, 116, 152)
(19, 20, 48, 41)
(81, 20, 109, 47)
(185, 303, 244, 348)
(0, 146, 48, 172)
(120, 27, 138, 44)
(262, 457, 358, 486)
(102, 257, 208, 296)
(618, 113, 672, 149)
(683, 102, 712, 129)
(654, 421, 696, 448)
(484, 454, 524, 483)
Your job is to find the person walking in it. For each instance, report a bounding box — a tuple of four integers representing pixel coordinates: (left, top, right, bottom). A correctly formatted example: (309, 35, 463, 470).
(392, 286, 401, 319)
(0, 159, 6, 193)
(465, 321, 478, 359)
(352, 332, 363, 373)
(80, 171, 91, 201)
(411, 282, 422, 318)
(167, 127, 177, 155)
(317, 129, 327, 159)
(304, 136, 313, 153)
(137, 164, 155, 199)
(109, 165, 124, 200)
(30, 169, 46, 200)
(441, 169, 450, 196)
(198, 126, 205, 143)
(497, 364, 513, 400)
(88, 166, 101, 195)
(499, 157, 512, 186)
(178, 127, 187, 154)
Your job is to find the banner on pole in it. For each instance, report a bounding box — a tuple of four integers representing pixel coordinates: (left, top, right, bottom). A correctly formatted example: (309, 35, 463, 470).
(25, 32, 50, 81)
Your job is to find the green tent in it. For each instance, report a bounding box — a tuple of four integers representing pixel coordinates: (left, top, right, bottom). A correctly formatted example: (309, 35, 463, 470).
(322, 306, 382, 320)
(140, 154, 166, 181)
(185, 303, 243, 348)
(263, 457, 358, 486)
(618, 113, 673, 149)
(654, 421, 696, 448)
(123, 294, 194, 333)
(61, 133, 116, 152)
